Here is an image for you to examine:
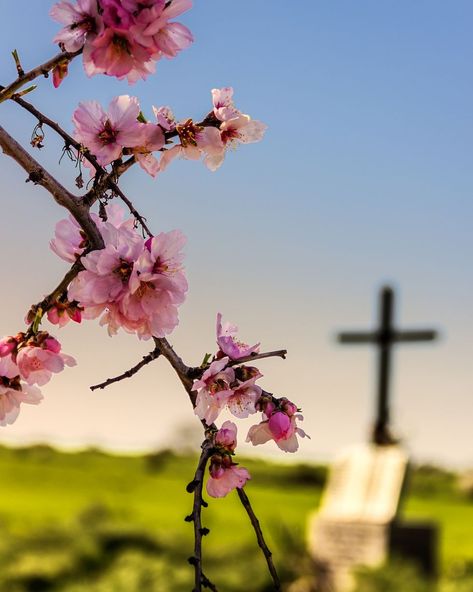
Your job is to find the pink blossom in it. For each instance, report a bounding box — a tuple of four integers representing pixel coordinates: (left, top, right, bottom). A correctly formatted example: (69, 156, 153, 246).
(0, 380, 43, 427)
(211, 87, 239, 122)
(51, 0, 194, 83)
(132, 123, 165, 177)
(118, 230, 188, 338)
(0, 337, 18, 359)
(216, 313, 260, 360)
(246, 401, 309, 453)
(204, 114, 267, 172)
(193, 358, 235, 424)
(152, 105, 176, 131)
(87, 28, 155, 83)
(101, 0, 134, 31)
(47, 301, 82, 327)
(17, 343, 76, 387)
(50, 0, 101, 52)
(72, 96, 144, 166)
(226, 376, 261, 419)
(50, 214, 89, 263)
(203, 87, 267, 171)
(0, 355, 20, 379)
(160, 121, 223, 171)
(50, 204, 135, 264)
(68, 221, 144, 309)
(215, 420, 238, 452)
(132, 0, 193, 58)
(206, 456, 250, 498)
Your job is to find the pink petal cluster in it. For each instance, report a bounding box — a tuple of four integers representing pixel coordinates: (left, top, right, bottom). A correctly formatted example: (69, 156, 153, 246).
(0, 331, 75, 425)
(192, 358, 235, 424)
(159, 118, 222, 172)
(160, 88, 266, 171)
(64, 205, 188, 339)
(50, 203, 132, 264)
(192, 359, 262, 424)
(203, 87, 267, 171)
(50, 0, 193, 84)
(216, 313, 260, 360)
(246, 396, 308, 453)
(16, 334, 76, 387)
(46, 300, 82, 327)
(0, 359, 42, 427)
(206, 421, 250, 498)
(161, 87, 267, 171)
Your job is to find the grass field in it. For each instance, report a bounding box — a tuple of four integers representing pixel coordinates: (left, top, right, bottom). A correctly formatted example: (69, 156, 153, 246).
(0, 445, 471, 591)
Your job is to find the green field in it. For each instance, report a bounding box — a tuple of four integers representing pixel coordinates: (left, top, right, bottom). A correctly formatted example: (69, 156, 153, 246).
(0, 445, 471, 591)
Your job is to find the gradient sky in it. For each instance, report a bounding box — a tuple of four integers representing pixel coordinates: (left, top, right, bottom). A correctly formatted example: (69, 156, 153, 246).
(0, 1, 472, 467)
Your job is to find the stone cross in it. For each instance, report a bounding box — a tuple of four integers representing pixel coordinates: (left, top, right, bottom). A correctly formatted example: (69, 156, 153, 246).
(338, 286, 438, 445)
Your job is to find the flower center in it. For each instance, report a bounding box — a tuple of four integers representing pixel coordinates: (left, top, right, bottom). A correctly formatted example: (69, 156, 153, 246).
(71, 16, 96, 34)
(209, 378, 228, 394)
(112, 34, 132, 55)
(153, 257, 169, 274)
(135, 281, 155, 298)
(114, 259, 133, 284)
(220, 127, 239, 145)
(177, 119, 203, 148)
(98, 120, 118, 145)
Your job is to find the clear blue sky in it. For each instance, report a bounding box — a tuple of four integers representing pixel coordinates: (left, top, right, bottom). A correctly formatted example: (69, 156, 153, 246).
(0, 1, 472, 467)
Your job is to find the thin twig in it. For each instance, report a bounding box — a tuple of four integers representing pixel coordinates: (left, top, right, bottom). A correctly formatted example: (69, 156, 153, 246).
(228, 349, 287, 366)
(237, 488, 281, 591)
(90, 348, 161, 390)
(201, 572, 218, 591)
(10, 96, 153, 236)
(153, 337, 194, 393)
(11, 94, 103, 171)
(187, 439, 213, 592)
(0, 124, 103, 250)
(0, 48, 82, 103)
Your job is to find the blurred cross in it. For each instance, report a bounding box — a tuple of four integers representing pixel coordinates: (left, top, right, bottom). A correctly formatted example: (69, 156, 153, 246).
(338, 286, 438, 445)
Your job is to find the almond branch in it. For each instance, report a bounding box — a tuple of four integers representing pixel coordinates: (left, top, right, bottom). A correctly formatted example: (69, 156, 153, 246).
(0, 48, 82, 103)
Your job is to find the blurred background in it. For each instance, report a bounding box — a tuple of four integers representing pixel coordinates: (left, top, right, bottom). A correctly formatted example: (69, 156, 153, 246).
(0, 1, 472, 590)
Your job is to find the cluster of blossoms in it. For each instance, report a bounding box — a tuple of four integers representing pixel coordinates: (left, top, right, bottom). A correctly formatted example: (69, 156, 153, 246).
(51, 0, 193, 85)
(1, 2, 304, 518)
(51, 204, 188, 339)
(206, 421, 251, 498)
(72, 87, 266, 177)
(193, 314, 308, 497)
(0, 332, 75, 425)
(161, 87, 267, 172)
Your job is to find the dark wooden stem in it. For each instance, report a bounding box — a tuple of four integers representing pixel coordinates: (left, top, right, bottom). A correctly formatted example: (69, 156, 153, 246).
(228, 349, 287, 366)
(9, 95, 153, 236)
(153, 337, 195, 394)
(0, 124, 103, 250)
(237, 488, 281, 591)
(201, 572, 218, 591)
(188, 440, 213, 592)
(90, 347, 161, 390)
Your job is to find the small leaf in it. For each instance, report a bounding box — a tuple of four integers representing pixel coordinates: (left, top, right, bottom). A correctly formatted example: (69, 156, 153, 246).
(201, 353, 212, 367)
(32, 307, 43, 333)
(137, 111, 148, 123)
